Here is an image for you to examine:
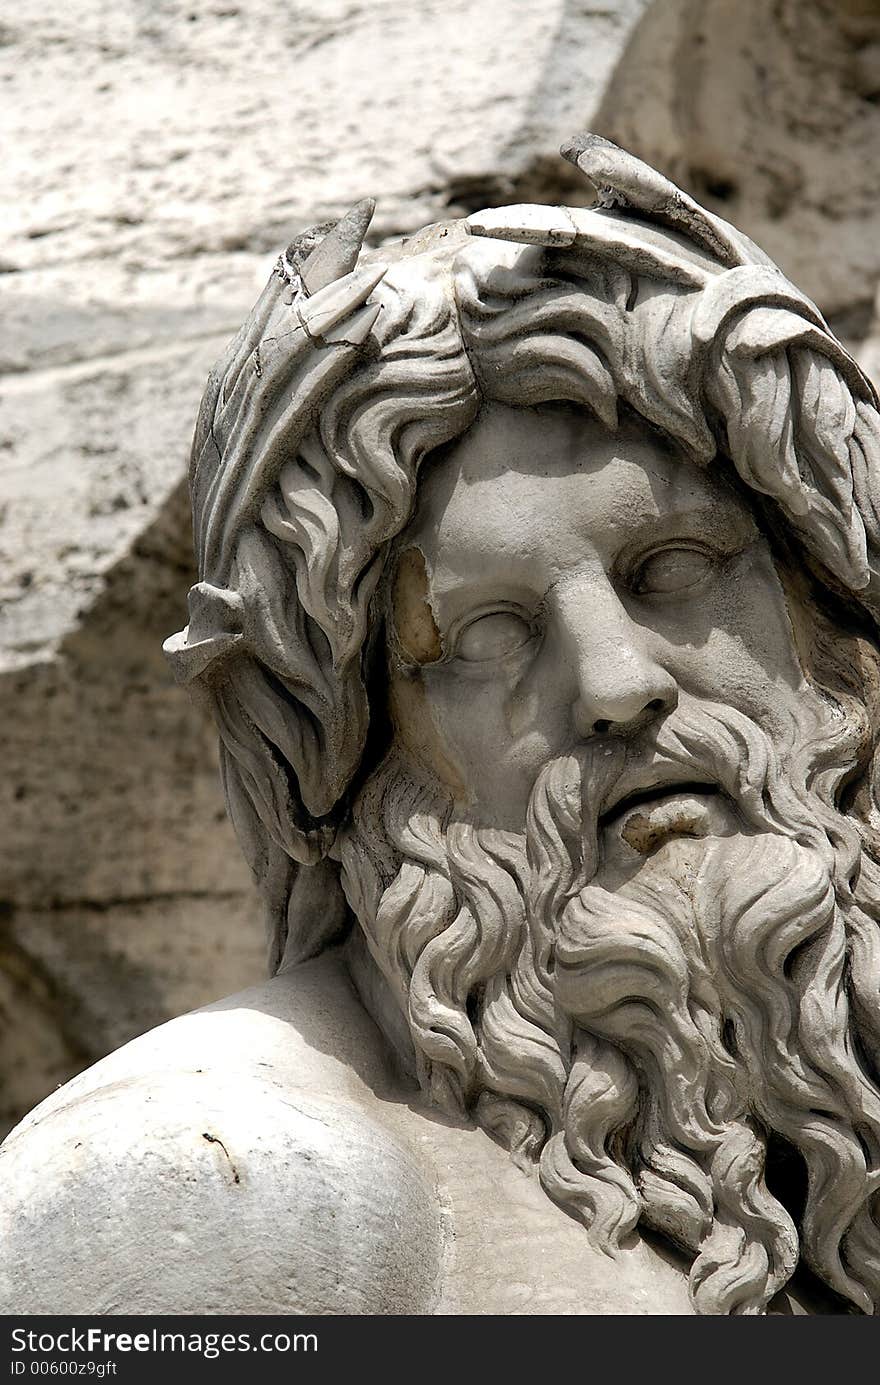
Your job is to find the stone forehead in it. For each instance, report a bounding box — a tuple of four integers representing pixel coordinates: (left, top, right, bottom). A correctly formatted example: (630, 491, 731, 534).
(401, 402, 746, 565)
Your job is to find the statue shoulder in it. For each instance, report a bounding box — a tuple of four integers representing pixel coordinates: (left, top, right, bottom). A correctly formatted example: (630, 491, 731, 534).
(0, 953, 442, 1314)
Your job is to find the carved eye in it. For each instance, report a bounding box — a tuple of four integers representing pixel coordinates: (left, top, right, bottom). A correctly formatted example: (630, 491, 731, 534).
(633, 546, 714, 595)
(455, 610, 534, 662)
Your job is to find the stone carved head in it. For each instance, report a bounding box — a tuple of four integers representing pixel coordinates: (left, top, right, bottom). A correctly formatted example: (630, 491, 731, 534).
(166, 136, 880, 1314)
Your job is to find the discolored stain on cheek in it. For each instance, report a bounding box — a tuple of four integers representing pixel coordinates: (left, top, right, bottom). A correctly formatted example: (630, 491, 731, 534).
(387, 547, 468, 799)
(391, 546, 443, 666)
(388, 667, 468, 800)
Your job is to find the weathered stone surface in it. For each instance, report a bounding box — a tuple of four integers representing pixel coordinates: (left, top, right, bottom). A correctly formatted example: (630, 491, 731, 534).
(4, 0, 880, 1162)
(2, 0, 659, 1134)
(857, 282, 880, 386)
(0, 338, 264, 1132)
(5, 131, 880, 1315)
(4, 0, 650, 274)
(0, 952, 693, 1315)
(597, 0, 880, 318)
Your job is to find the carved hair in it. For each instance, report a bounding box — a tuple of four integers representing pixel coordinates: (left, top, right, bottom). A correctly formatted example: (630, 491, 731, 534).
(341, 687, 880, 1314)
(167, 146, 880, 969)
(166, 139, 880, 1312)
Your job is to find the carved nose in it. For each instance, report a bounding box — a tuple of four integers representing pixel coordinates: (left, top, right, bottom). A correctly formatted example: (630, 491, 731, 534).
(557, 577, 678, 738)
(573, 679, 677, 738)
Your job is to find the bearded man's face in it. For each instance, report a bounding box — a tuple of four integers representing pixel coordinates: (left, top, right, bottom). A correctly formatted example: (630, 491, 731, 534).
(387, 399, 816, 833)
(337, 398, 880, 1315)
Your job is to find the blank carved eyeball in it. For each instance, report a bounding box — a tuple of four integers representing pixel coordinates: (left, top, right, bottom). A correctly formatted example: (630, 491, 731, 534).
(456, 611, 534, 662)
(633, 546, 714, 595)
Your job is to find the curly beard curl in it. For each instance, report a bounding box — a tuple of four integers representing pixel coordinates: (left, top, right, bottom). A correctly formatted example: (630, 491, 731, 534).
(338, 687, 880, 1314)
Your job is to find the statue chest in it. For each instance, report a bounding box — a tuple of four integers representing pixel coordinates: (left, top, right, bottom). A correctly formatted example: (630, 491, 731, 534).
(385, 1107, 695, 1316)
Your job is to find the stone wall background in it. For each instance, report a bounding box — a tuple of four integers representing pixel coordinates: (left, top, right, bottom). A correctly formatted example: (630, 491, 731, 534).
(3, 0, 880, 1134)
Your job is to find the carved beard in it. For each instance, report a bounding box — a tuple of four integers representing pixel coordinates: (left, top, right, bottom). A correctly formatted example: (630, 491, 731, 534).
(339, 688, 880, 1315)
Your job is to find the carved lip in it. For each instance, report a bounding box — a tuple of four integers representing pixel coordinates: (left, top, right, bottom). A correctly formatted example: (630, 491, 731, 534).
(598, 771, 720, 828)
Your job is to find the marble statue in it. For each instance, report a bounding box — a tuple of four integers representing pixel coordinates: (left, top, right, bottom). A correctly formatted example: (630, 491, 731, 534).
(5, 136, 880, 1317)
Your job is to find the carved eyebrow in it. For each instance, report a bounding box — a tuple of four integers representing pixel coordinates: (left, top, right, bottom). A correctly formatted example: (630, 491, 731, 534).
(611, 495, 759, 574)
(395, 465, 760, 638)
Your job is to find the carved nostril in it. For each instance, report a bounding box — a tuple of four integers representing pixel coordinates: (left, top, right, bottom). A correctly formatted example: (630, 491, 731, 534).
(590, 696, 668, 737)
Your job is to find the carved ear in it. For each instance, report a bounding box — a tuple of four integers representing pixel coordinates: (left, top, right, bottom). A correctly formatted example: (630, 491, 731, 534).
(560, 133, 770, 271)
(162, 582, 245, 684)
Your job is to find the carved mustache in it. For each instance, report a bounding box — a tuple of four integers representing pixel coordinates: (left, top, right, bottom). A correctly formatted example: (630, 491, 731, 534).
(532, 684, 863, 899)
